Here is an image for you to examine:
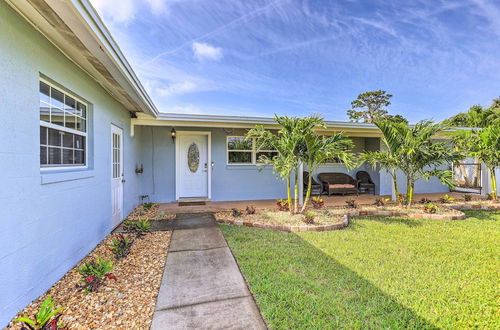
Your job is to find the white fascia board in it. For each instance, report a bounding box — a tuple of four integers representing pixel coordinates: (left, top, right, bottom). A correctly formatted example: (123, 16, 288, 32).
(72, 0, 158, 116)
(154, 112, 379, 130)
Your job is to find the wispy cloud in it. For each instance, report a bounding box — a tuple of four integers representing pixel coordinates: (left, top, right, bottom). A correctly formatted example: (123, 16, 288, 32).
(157, 81, 199, 97)
(90, 0, 174, 24)
(192, 42, 223, 61)
(90, 0, 500, 122)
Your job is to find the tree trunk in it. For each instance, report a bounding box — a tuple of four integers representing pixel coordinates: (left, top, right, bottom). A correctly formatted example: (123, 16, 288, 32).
(294, 169, 299, 214)
(287, 176, 292, 215)
(392, 169, 399, 198)
(300, 173, 313, 213)
(407, 177, 414, 208)
(490, 167, 498, 200)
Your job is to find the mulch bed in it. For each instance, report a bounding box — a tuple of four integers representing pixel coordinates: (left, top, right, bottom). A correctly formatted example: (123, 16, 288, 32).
(127, 203, 176, 221)
(7, 231, 171, 329)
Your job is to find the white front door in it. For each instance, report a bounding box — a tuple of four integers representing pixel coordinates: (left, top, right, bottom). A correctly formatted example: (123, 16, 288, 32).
(176, 133, 210, 199)
(111, 125, 123, 227)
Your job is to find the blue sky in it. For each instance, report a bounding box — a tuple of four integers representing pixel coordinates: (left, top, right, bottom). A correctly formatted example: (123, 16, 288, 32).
(91, 0, 500, 122)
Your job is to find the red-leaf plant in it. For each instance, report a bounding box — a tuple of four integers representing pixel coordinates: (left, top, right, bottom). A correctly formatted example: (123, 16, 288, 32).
(77, 256, 117, 292)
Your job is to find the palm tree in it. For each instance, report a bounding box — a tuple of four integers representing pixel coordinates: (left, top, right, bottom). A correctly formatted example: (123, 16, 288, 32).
(248, 114, 355, 214)
(363, 118, 406, 200)
(247, 115, 312, 214)
(363, 150, 401, 200)
(444, 104, 500, 128)
(300, 130, 355, 212)
(454, 124, 500, 200)
(377, 120, 464, 207)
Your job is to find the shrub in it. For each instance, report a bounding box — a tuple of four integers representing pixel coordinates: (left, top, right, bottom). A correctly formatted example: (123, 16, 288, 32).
(374, 197, 390, 207)
(108, 234, 133, 259)
(423, 202, 439, 214)
(124, 218, 151, 237)
(419, 197, 432, 204)
(231, 208, 242, 217)
(463, 194, 472, 202)
(143, 202, 154, 210)
(345, 199, 358, 208)
(311, 196, 324, 209)
(135, 218, 151, 234)
(397, 194, 408, 206)
(277, 199, 289, 211)
(245, 206, 256, 215)
(13, 296, 65, 330)
(439, 194, 455, 204)
(304, 211, 315, 224)
(77, 256, 116, 292)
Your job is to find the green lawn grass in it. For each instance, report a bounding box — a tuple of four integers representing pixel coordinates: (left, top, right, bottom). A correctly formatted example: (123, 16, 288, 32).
(221, 210, 499, 329)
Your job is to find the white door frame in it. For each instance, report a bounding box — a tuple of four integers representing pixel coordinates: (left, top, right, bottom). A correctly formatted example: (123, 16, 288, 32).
(111, 124, 124, 228)
(175, 131, 212, 200)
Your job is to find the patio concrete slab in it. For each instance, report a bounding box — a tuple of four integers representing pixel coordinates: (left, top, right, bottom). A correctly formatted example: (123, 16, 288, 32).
(152, 213, 266, 330)
(158, 192, 472, 214)
(151, 296, 266, 330)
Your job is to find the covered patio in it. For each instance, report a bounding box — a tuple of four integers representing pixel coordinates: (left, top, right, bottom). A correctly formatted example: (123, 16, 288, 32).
(158, 192, 476, 214)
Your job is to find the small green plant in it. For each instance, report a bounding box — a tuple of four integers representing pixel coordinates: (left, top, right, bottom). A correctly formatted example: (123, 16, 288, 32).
(439, 194, 455, 204)
(14, 296, 65, 330)
(277, 199, 289, 211)
(304, 211, 315, 224)
(231, 208, 242, 217)
(124, 219, 151, 237)
(143, 202, 154, 210)
(108, 234, 133, 259)
(486, 193, 494, 200)
(135, 218, 151, 235)
(374, 197, 390, 207)
(311, 196, 324, 209)
(423, 202, 439, 214)
(463, 194, 472, 202)
(77, 256, 116, 292)
(123, 220, 136, 233)
(419, 197, 432, 204)
(345, 199, 358, 208)
(245, 206, 256, 214)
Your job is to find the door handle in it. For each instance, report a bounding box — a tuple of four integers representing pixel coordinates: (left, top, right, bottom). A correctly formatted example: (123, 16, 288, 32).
(122, 179, 126, 183)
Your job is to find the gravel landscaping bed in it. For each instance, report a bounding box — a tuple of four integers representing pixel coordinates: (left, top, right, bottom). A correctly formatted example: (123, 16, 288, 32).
(7, 231, 171, 329)
(127, 203, 176, 221)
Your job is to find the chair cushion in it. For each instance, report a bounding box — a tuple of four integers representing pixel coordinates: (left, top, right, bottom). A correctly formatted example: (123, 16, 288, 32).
(329, 184, 356, 189)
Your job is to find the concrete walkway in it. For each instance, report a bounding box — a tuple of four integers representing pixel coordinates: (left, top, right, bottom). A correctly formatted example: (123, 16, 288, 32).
(151, 213, 266, 330)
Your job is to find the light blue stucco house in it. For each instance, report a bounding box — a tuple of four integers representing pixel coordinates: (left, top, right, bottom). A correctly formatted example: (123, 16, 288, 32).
(1, 0, 499, 326)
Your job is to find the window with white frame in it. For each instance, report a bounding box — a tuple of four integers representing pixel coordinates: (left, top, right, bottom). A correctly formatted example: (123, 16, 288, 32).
(227, 136, 278, 164)
(39, 80, 87, 167)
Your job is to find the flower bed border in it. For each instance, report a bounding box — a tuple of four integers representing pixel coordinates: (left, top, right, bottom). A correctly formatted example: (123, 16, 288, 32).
(217, 203, 498, 233)
(449, 203, 500, 210)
